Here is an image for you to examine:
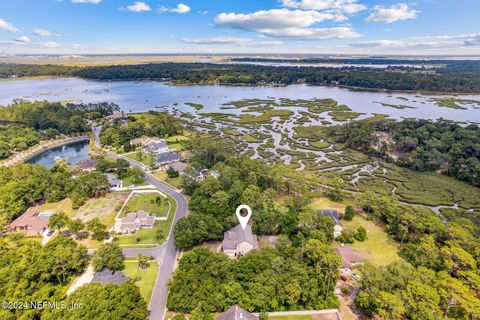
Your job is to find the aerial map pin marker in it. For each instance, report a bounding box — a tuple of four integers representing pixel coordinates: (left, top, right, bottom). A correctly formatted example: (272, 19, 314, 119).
(236, 204, 252, 230)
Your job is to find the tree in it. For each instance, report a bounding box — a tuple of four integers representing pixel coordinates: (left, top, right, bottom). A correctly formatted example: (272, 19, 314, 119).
(91, 242, 125, 272)
(42, 282, 148, 320)
(87, 217, 108, 241)
(166, 167, 180, 178)
(48, 212, 70, 230)
(343, 206, 355, 221)
(354, 226, 367, 241)
(138, 254, 150, 271)
(68, 218, 85, 236)
(401, 280, 441, 320)
(156, 228, 165, 241)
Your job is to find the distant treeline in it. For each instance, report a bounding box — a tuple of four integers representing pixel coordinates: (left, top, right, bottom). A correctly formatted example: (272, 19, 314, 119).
(230, 57, 456, 65)
(2, 61, 480, 93)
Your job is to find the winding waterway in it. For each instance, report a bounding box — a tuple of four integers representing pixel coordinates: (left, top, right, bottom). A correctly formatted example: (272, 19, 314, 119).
(1, 77, 479, 123)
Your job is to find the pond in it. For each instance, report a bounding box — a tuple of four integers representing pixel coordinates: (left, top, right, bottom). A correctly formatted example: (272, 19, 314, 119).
(26, 140, 91, 169)
(0, 77, 479, 123)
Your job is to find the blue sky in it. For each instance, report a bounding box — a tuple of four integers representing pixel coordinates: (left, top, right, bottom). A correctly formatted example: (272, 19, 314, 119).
(0, 0, 479, 55)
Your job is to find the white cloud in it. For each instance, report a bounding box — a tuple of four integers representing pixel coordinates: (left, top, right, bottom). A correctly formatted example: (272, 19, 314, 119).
(125, 2, 151, 12)
(71, 0, 102, 3)
(158, 3, 190, 14)
(215, 9, 336, 31)
(33, 28, 55, 37)
(281, 0, 366, 14)
(0, 19, 19, 33)
(365, 3, 418, 23)
(14, 36, 31, 43)
(180, 37, 282, 47)
(351, 33, 480, 49)
(214, 9, 360, 40)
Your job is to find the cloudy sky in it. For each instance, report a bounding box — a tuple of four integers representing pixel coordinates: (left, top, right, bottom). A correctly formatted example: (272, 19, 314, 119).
(0, 0, 479, 55)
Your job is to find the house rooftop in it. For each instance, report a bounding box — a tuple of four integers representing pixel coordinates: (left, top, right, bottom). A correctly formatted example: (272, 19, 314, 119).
(215, 305, 259, 320)
(335, 246, 364, 268)
(156, 152, 181, 164)
(8, 207, 50, 236)
(106, 173, 120, 185)
(318, 209, 342, 226)
(92, 268, 131, 285)
(223, 224, 259, 251)
(77, 159, 97, 170)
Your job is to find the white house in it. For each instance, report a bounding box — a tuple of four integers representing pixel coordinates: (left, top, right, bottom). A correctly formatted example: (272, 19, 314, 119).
(319, 210, 343, 238)
(222, 224, 259, 259)
(114, 210, 155, 234)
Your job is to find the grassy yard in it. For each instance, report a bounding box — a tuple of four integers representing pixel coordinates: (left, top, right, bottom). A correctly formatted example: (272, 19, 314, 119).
(118, 193, 177, 245)
(270, 315, 332, 320)
(74, 192, 129, 227)
(124, 151, 155, 166)
(152, 170, 182, 189)
(122, 193, 170, 218)
(124, 260, 158, 304)
(310, 197, 346, 212)
(342, 215, 401, 266)
(36, 198, 74, 215)
(167, 142, 184, 152)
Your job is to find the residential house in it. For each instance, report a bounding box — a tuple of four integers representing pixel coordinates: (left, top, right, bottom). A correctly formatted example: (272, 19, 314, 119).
(114, 210, 155, 234)
(215, 305, 258, 320)
(156, 152, 181, 165)
(107, 173, 122, 190)
(318, 210, 343, 238)
(92, 268, 131, 285)
(222, 224, 259, 259)
(334, 246, 364, 274)
(77, 159, 98, 172)
(105, 112, 126, 124)
(166, 161, 187, 173)
(8, 208, 51, 236)
(145, 140, 169, 155)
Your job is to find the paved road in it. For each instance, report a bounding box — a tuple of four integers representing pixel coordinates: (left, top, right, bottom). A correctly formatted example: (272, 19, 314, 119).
(94, 127, 188, 320)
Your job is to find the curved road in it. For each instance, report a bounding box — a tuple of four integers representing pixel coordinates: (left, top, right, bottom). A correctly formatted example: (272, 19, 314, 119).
(94, 127, 188, 320)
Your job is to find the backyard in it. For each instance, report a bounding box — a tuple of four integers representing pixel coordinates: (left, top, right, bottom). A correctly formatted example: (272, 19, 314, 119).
(117, 193, 177, 246)
(121, 192, 171, 218)
(124, 259, 158, 304)
(342, 215, 401, 266)
(152, 170, 182, 189)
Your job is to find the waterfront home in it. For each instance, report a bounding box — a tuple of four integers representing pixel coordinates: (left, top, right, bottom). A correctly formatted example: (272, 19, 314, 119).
(77, 159, 98, 171)
(114, 210, 155, 234)
(222, 224, 259, 259)
(105, 112, 126, 124)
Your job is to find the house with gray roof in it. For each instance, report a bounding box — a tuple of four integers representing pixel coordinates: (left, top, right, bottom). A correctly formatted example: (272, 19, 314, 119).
(114, 210, 155, 234)
(92, 268, 130, 285)
(156, 152, 181, 165)
(318, 210, 343, 238)
(215, 305, 258, 320)
(106, 173, 122, 190)
(222, 224, 259, 259)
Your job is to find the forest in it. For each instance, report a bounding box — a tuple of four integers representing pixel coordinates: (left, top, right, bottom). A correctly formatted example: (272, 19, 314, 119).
(100, 111, 183, 151)
(2, 61, 480, 93)
(0, 100, 119, 159)
(0, 163, 109, 223)
(353, 193, 480, 319)
(328, 118, 480, 187)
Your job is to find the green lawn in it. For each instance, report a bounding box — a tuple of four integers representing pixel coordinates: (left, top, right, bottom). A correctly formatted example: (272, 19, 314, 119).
(124, 151, 155, 166)
(124, 260, 158, 304)
(118, 193, 177, 245)
(342, 215, 401, 266)
(167, 142, 184, 152)
(152, 171, 182, 189)
(122, 193, 170, 218)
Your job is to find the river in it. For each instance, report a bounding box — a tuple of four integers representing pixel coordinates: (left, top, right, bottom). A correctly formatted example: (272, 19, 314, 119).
(0, 77, 479, 123)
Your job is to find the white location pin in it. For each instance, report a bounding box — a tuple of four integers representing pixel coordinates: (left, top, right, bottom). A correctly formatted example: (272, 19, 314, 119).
(236, 204, 252, 230)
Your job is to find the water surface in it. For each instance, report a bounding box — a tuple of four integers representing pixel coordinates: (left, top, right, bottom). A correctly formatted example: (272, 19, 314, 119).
(27, 140, 90, 169)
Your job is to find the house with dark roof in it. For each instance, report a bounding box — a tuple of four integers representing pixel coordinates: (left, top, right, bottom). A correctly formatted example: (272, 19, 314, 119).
(92, 268, 130, 285)
(318, 210, 343, 238)
(105, 112, 126, 124)
(106, 173, 122, 190)
(156, 152, 181, 165)
(215, 305, 258, 320)
(77, 159, 98, 171)
(222, 224, 259, 259)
